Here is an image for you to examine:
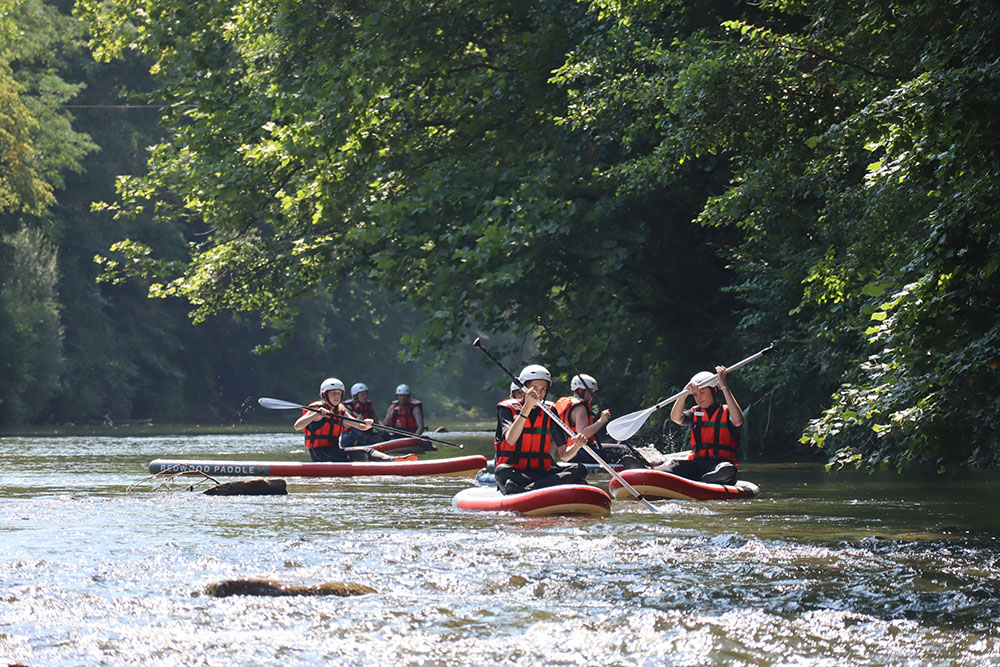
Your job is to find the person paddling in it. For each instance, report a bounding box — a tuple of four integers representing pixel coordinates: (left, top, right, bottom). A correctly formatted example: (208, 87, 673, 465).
(294, 378, 397, 462)
(493, 364, 588, 495)
(340, 382, 385, 447)
(556, 374, 646, 469)
(384, 384, 424, 434)
(656, 365, 744, 484)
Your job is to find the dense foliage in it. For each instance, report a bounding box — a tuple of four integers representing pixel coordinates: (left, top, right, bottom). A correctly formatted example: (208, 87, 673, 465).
(555, 0, 1000, 469)
(79, 0, 745, 435)
(1, 0, 499, 427)
(4, 0, 997, 471)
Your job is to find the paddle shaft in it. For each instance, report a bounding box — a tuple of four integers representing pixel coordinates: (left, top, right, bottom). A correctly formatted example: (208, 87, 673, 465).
(257, 397, 463, 449)
(650, 344, 774, 412)
(536, 316, 595, 394)
(472, 338, 660, 513)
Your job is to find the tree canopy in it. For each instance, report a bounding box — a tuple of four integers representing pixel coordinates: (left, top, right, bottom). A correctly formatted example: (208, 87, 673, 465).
(74, 0, 1000, 469)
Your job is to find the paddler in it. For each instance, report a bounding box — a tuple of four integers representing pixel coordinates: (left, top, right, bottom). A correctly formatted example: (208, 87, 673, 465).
(556, 374, 646, 469)
(656, 365, 743, 484)
(384, 384, 424, 434)
(493, 364, 588, 495)
(294, 378, 396, 462)
(340, 382, 386, 447)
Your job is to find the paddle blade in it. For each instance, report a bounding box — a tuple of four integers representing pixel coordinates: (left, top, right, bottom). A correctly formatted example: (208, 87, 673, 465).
(606, 406, 657, 441)
(258, 397, 307, 411)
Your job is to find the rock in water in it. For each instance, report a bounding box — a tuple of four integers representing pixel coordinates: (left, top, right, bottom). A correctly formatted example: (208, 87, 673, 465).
(205, 579, 375, 597)
(203, 479, 287, 496)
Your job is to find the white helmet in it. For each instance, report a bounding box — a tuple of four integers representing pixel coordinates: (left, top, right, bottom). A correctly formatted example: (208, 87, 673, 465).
(510, 381, 522, 395)
(320, 377, 345, 395)
(570, 374, 597, 392)
(518, 364, 551, 385)
(690, 371, 718, 388)
(395, 384, 411, 395)
(350, 382, 368, 397)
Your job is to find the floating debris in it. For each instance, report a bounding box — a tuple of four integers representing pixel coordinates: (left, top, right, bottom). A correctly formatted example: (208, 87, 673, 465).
(126, 463, 221, 494)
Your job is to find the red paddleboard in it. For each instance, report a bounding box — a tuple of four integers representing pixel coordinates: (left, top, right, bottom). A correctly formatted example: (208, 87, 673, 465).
(453, 484, 612, 517)
(368, 437, 436, 455)
(148, 455, 487, 478)
(608, 468, 759, 501)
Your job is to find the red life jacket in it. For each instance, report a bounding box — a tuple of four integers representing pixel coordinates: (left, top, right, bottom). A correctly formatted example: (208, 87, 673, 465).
(344, 398, 377, 421)
(689, 403, 741, 463)
(388, 399, 422, 433)
(496, 403, 556, 471)
(555, 395, 595, 442)
(494, 397, 522, 452)
(303, 401, 349, 450)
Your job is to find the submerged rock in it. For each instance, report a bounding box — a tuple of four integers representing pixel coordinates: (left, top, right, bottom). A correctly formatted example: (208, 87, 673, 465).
(202, 479, 288, 496)
(205, 579, 375, 597)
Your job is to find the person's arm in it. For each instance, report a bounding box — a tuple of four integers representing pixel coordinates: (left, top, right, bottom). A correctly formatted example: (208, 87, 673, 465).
(383, 404, 394, 426)
(294, 405, 327, 431)
(716, 365, 744, 426)
(557, 432, 587, 461)
(340, 407, 372, 431)
(572, 404, 610, 441)
(504, 389, 538, 443)
(413, 404, 424, 433)
(670, 386, 693, 425)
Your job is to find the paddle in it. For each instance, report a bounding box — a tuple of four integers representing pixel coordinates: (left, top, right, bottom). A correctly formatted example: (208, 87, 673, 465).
(605, 344, 775, 442)
(257, 397, 464, 449)
(472, 337, 662, 514)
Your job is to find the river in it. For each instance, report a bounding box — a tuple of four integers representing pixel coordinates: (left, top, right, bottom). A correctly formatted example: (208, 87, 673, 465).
(2, 428, 998, 665)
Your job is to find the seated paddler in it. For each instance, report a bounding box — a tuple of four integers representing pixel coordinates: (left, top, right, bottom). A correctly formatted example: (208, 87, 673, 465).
(655, 365, 743, 484)
(556, 373, 647, 469)
(493, 364, 589, 495)
(294, 377, 396, 462)
(340, 382, 386, 448)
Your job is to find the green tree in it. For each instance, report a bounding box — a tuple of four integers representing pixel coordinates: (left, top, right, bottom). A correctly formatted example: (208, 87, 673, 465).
(556, 0, 1000, 469)
(0, 0, 97, 422)
(81, 0, 743, 429)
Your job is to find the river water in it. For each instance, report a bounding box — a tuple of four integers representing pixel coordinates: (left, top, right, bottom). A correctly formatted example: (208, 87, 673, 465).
(2, 429, 998, 666)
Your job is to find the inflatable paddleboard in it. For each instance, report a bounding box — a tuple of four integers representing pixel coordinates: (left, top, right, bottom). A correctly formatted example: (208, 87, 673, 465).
(608, 468, 759, 501)
(368, 437, 437, 455)
(149, 455, 487, 478)
(453, 484, 612, 517)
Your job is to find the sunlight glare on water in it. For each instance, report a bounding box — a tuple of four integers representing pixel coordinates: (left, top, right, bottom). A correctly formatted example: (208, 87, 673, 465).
(1, 432, 999, 665)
